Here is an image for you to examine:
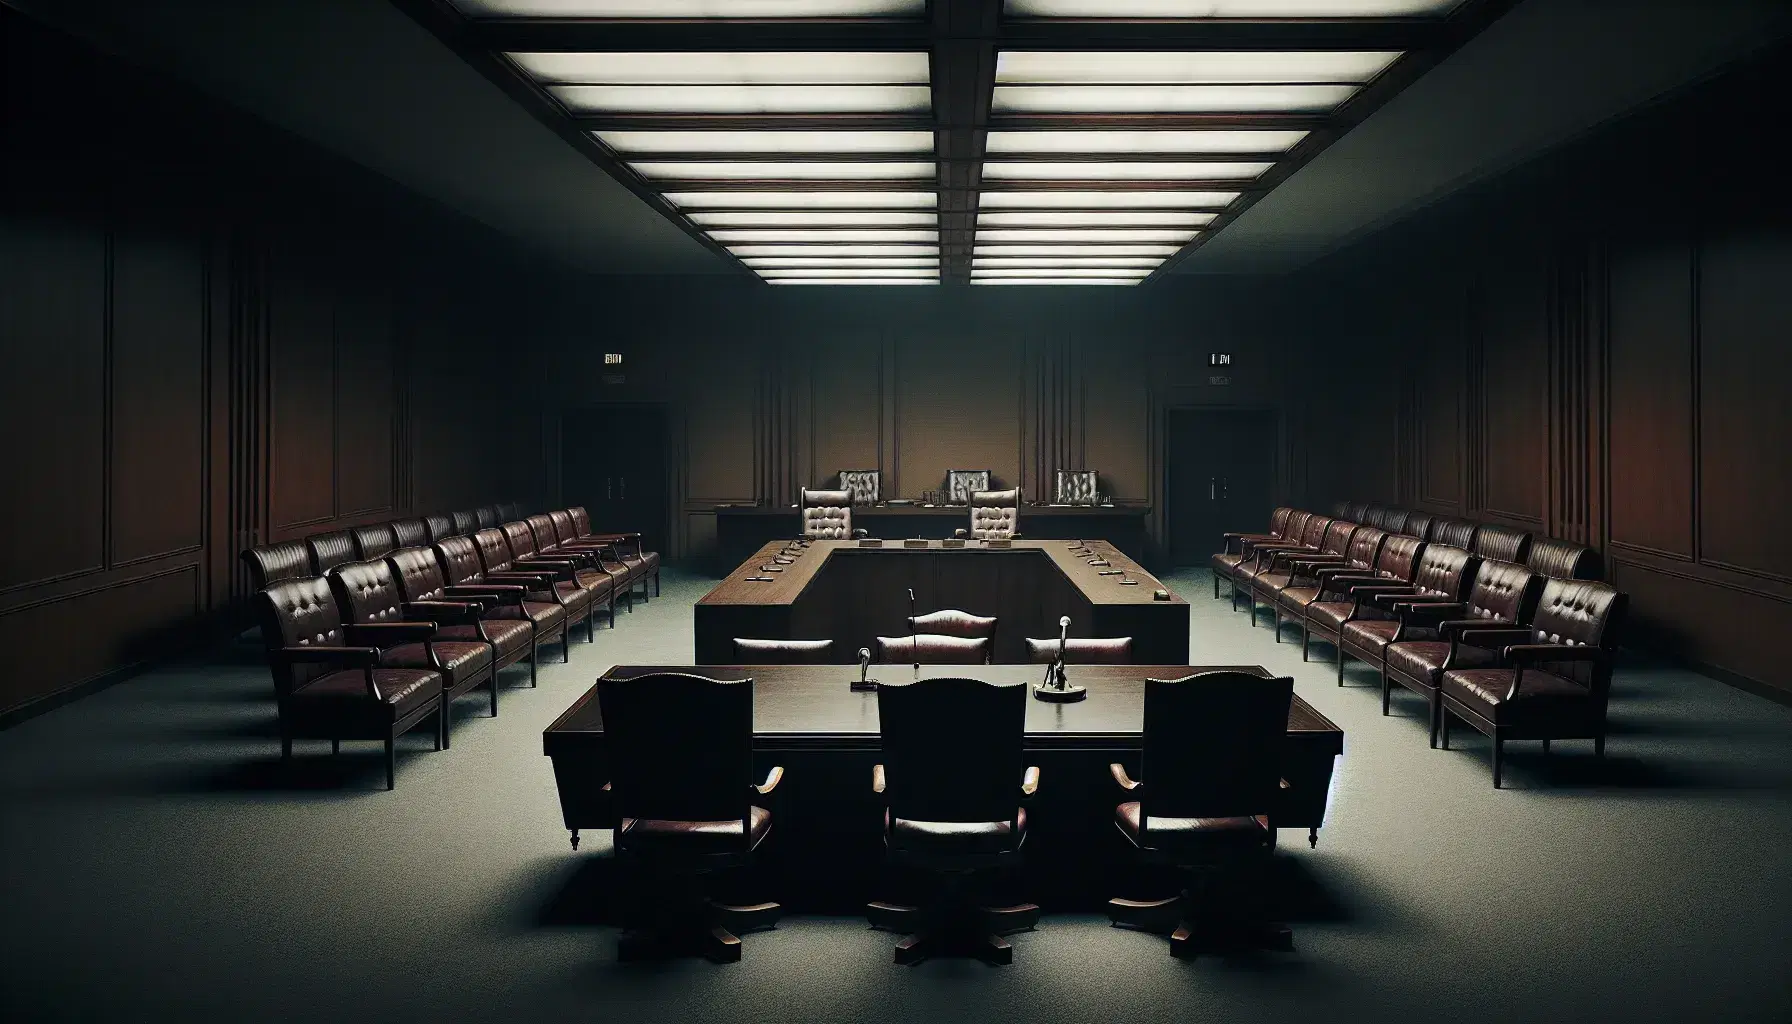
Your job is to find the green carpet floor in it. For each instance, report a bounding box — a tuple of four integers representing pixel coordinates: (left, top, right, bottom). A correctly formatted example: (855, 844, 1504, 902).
(3, 567, 1789, 1023)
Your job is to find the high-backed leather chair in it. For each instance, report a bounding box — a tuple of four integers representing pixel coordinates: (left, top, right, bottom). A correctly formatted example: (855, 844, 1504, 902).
(437, 534, 568, 675)
(1232, 512, 1331, 615)
(474, 528, 589, 648)
(1359, 504, 1388, 530)
(867, 676, 1039, 965)
(350, 523, 397, 561)
(908, 609, 997, 639)
(254, 577, 446, 789)
(1024, 637, 1132, 664)
(496, 501, 522, 522)
(801, 488, 853, 539)
(1383, 559, 1542, 746)
(423, 514, 457, 543)
(1403, 511, 1436, 540)
(1273, 526, 1387, 641)
(1430, 517, 1478, 550)
(1336, 545, 1479, 687)
(306, 531, 357, 576)
(1300, 534, 1427, 663)
(1250, 519, 1357, 626)
(1054, 470, 1099, 505)
(733, 638, 834, 664)
(389, 519, 429, 551)
(967, 489, 1020, 541)
(474, 506, 499, 530)
(1379, 508, 1412, 536)
(1439, 580, 1627, 787)
(1344, 501, 1371, 523)
(945, 470, 991, 505)
(526, 514, 626, 626)
(504, 520, 605, 632)
(451, 510, 479, 537)
(875, 635, 991, 665)
(567, 507, 661, 601)
(597, 671, 783, 962)
(1526, 537, 1598, 580)
(1210, 506, 1294, 599)
(242, 541, 311, 593)
(1472, 524, 1530, 564)
(387, 546, 539, 687)
(838, 469, 881, 505)
(328, 559, 498, 734)
(1107, 671, 1294, 958)
(537, 511, 635, 620)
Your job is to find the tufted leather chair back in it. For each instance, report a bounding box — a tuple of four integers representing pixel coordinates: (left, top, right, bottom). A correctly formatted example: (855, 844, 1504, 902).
(473, 529, 516, 573)
(968, 488, 1019, 540)
(1462, 559, 1542, 625)
(1024, 636, 1132, 664)
(255, 577, 348, 693)
(734, 638, 835, 664)
(434, 536, 486, 587)
(801, 488, 853, 539)
(876, 676, 1024, 825)
(497, 523, 538, 563)
(569, 506, 595, 537)
(390, 519, 428, 550)
(350, 524, 397, 561)
(451, 510, 479, 537)
(837, 469, 880, 505)
(306, 532, 357, 576)
(1139, 671, 1292, 823)
(909, 609, 998, 639)
(388, 546, 450, 603)
(1526, 537, 1598, 580)
(1361, 505, 1389, 529)
(475, 506, 498, 530)
(1340, 527, 1387, 572)
(1318, 520, 1357, 557)
(1344, 501, 1371, 523)
(496, 502, 522, 522)
(1430, 518, 1478, 550)
(328, 559, 409, 626)
(599, 672, 754, 827)
(548, 510, 584, 547)
(1375, 535, 1427, 582)
(1409, 545, 1479, 601)
(242, 541, 311, 593)
(1379, 508, 1411, 535)
(423, 515, 457, 543)
(1472, 524, 1530, 564)
(1266, 506, 1294, 539)
(1279, 510, 1314, 548)
(1055, 470, 1099, 505)
(1525, 580, 1627, 690)
(526, 515, 560, 553)
(946, 470, 991, 505)
(875, 635, 992, 665)
(1403, 511, 1436, 540)
(1294, 513, 1332, 550)
(1329, 500, 1352, 518)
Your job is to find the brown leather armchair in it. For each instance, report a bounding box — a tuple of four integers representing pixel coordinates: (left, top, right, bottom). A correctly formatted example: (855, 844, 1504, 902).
(423, 514, 457, 543)
(1382, 559, 1542, 747)
(732, 638, 834, 664)
(388, 546, 540, 687)
(866, 676, 1039, 965)
(242, 541, 311, 594)
(1341, 501, 1370, 522)
(967, 488, 1020, 541)
(1024, 637, 1132, 664)
(350, 523, 397, 561)
(451, 510, 479, 537)
(1107, 671, 1295, 958)
(1440, 579, 1627, 787)
(474, 506, 499, 530)
(1430, 517, 1478, 550)
(1472, 524, 1530, 564)
(521, 515, 623, 627)
(1250, 519, 1358, 627)
(328, 559, 498, 736)
(875, 635, 991, 665)
(908, 609, 997, 639)
(597, 671, 783, 962)
(488, 524, 598, 644)
(254, 577, 446, 789)
(568, 506, 661, 601)
(1526, 537, 1599, 580)
(800, 488, 854, 540)
(306, 531, 357, 576)
(1300, 534, 1428, 662)
(1232, 513, 1332, 617)
(1273, 526, 1387, 641)
(945, 470, 992, 506)
(495, 501, 522, 522)
(389, 519, 428, 550)
(1402, 511, 1437, 540)
(1378, 508, 1412, 535)
(838, 469, 881, 505)
(437, 534, 569, 675)
(539, 510, 638, 618)
(1209, 506, 1294, 599)
(1335, 544, 1479, 687)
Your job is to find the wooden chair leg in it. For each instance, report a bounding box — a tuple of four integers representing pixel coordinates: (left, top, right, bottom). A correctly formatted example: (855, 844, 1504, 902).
(1428, 694, 1441, 748)
(1541, 737, 1551, 755)
(1337, 650, 1348, 686)
(1595, 732, 1606, 758)
(489, 674, 499, 717)
(1213, 573, 1220, 599)
(529, 642, 539, 687)
(331, 738, 339, 755)
(1301, 629, 1311, 661)
(1440, 707, 1451, 749)
(1380, 672, 1391, 715)
(437, 699, 448, 751)
(1491, 735, 1503, 789)
(1273, 610, 1283, 642)
(385, 737, 397, 791)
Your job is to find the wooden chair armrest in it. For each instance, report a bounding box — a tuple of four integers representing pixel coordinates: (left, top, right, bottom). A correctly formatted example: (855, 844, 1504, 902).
(1020, 765, 1040, 798)
(1109, 762, 1142, 791)
(871, 763, 886, 796)
(755, 765, 785, 795)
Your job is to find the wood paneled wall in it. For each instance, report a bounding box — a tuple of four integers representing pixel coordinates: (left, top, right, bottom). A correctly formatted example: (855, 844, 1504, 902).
(0, 10, 551, 721)
(1291, 43, 1792, 696)
(532, 280, 1303, 564)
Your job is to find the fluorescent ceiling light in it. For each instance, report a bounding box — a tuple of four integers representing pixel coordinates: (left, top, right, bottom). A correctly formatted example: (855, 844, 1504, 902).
(552, 85, 931, 114)
(713, 229, 938, 242)
(512, 51, 929, 86)
(975, 244, 1180, 256)
(459, 1, 924, 15)
(758, 268, 939, 278)
(985, 130, 1306, 154)
(977, 228, 1197, 243)
(979, 190, 1237, 209)
(597, 130, 933, 155)
(970, 278, 1140, 286)
(770, 278, 939, 285)
(981, 161, 1272, 180)
(995, 51, 1401, 85)
(991, 84, 1358, 113)
(1004, 1, 1460, 16)
(730, 244, 938, 257)
(973, 256, 1163, 268)
(977, 211, 1215, 227)
(974, 267, 1150, 278)
(631, 161, 935, 180)
(742, 257, 940, 268)
(692, 211, 937, 227)
(667, 191, 936, 209)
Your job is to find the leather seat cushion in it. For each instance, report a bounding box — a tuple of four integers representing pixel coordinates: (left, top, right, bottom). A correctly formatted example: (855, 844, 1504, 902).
(618, 805, 770, 853)
(1443, 668, 1592, 726)
(1211, 553, 1243, 570)
(1254, 572, 1293, 594)
(1341, 618, 1400, 653)
(380, 640, 492, 683)
(435, 618, 532, 659)
(574, 570, 615, 597)
(887, 807, 1027, 854)
(1385, 640, 1495, 683)
(291, 668, 440, 726)
(491, 600, 566, 630)
(1276, 586, 1321, 611)
(1305, 601, 1354, 631)
(1114, 802, 1268, 854)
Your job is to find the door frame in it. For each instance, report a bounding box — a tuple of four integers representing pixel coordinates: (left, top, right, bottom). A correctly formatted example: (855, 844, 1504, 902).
(1154, 401, 1286, 569)
(555, 402, 673, 557)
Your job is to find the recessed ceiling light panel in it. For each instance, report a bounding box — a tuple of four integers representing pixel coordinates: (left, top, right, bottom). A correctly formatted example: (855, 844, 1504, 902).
(1004, 1, 1459, 16)
(991, 84, 1359, 113)
(985, 130, 1307, 154)
(692, 211, 937, 227)
(978, 191, 1238, 209)
(976, 228, 1198, 243)
(981, 161, 1272, 180)
(977, 211, 1216, 227)
(461, 1, 924, 14)
(597, 130, 934, 155)
(995, 51, 1401, 85)
(715, 229, 939, 242)
(668, 191, 938, 209)
(513, 51, 930, 86)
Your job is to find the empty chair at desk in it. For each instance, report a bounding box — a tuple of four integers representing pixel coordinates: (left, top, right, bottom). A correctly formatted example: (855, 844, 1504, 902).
(967, 489, 1020, 541)
(1024, 637, 1133, 664)
(1055, 469, 1099, 505)
(908, 609, 997, 639)
(837, 468, 881, 505)
(867, 675, 1040, 965)
(242, 540, 312, 594)
(944, 469, 990, 505)
(733, 638, 835, 665)
(597, 671, 784, 962)
(800, 488, 853, 540)
(876, 635, 991, 665)
(1108, 671, 1295, 958)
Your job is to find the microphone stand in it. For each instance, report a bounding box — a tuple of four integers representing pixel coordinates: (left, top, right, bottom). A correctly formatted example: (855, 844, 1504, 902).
(908, 588, 919, 672)
(1033, 614, 1087, 703)
(851, 646, 877, 692)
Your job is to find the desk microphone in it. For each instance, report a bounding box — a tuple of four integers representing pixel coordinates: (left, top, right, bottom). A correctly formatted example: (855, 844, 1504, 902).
(1033, 613, 1087, 703)
(908, 588, 918, 669)
(852, 647, 877, 691)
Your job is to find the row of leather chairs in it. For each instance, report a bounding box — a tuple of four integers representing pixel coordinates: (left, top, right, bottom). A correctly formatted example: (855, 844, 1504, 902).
(242, 505, 661, 789)
(1211, 506, 1627, 788)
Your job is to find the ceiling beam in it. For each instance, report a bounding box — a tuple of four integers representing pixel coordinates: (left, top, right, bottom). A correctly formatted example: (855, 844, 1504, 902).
(933, 0, 1003, 284)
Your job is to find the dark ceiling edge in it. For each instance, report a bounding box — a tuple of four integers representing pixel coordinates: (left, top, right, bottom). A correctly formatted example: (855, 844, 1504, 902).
(1147, 0, 1521, 286)
(387, 0, 757, 281)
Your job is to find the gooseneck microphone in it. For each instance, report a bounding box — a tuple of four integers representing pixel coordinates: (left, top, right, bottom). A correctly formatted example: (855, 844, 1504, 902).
(909, 588, 919, 669)
(1034, 612, 1088, 703)
(1054, 615, 1071, 690)
(852, 646, 877, 691)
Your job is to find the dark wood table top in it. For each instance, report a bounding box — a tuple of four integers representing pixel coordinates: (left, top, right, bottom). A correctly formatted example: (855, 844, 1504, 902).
(545, 664, 1343, 754)
(697, 539, 1185, 608)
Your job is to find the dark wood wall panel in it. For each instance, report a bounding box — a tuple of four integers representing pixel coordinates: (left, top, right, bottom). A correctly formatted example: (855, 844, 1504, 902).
(268, 260, 336, 532)
(0, 566, 198, 714)
(1607, 236, 1696, 559)
(685, 338, 759, 502)
(110, 223, 206, 566)
(809, 340, 883, 487)
(333, 292, 397, 517)
(0, 211, 108, 591)
(1416, 331, 1464, 510)
(1080, 340, 1149, 502)
(1476, 262, 1549, 523)
(895, 335, 1023, 496)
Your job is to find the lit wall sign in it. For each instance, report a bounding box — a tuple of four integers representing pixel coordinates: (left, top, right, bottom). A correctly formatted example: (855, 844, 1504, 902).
(603, 353, 624, 365)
